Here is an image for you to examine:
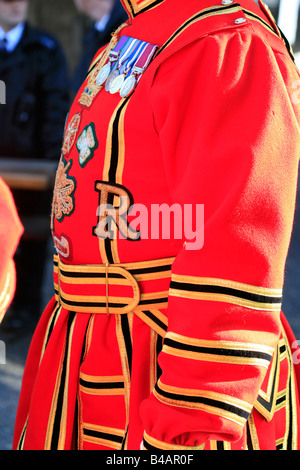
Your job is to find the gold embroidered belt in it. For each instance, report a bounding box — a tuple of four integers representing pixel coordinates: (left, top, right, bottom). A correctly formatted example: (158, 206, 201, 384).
(53, 254, 175, 315)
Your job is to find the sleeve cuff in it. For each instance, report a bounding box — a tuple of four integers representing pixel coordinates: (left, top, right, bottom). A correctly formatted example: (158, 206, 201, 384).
(142, 432, 205, 451)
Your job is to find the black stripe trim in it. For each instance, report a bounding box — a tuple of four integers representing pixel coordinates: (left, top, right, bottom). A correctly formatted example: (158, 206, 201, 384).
(280, 344, 287, 355)
(120, 315, 132, 376)
(156, 334, 163, 380)
(163, 337, 273, 362)
(55, 291, 127, 309)
(285, 336, 296, 450)
(170, 280, 282, 304)
(157, 3, 241, 56)
(154, 382, 250, 420)
(276, 394, 286, 406)
(79, 378, 124, 389)
(83, 428, 123, 444)
(105, 97, 130, 264)
(51, 312, 76, 449)
(142, 436, 164, 451)
(45, 303, 61, 348)
(217, 441, 225, 450)
(57, 263, 172, 279)
(126, 0, 165, 18)
(255, 348, 279, 413)
(55, 290, 167, 310)
(139, 297, 168, 306)
(246, 422, 254, 450)
(58, 269, 123, 279)
(276, 25, 295, 62)
(128, 264, 172, 275)
(17, 423, 27, 450)
(243, 9, 275, 34)
(142, 310, 168, 332)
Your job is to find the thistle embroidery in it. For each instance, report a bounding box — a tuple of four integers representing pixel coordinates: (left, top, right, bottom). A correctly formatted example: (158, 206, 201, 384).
(62, 113, 81, 156)
(76, 123, 98, 167)
(53, 158, 76, 222)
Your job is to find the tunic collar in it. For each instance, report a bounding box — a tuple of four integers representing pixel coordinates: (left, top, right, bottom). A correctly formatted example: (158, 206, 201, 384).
(120, 0, 166, 19)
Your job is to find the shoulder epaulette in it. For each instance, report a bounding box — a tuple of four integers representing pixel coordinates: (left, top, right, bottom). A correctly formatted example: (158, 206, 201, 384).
(39, 34, 56, 50)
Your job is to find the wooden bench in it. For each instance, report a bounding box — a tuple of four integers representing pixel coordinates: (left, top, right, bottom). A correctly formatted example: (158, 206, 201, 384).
(0, 158, 57, 191)
(0, 158, 58, 240)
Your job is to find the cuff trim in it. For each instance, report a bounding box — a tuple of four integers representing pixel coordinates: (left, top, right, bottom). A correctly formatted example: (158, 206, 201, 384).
(142, 432, 205, 451)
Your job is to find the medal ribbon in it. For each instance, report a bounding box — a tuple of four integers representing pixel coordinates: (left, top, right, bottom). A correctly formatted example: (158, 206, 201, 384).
(113, 37, 141, 72)
(119, 40, 148, 76)
(119, 41, 158, 97)
(109, 34, 129, 60)
(131, 42, 158, 82)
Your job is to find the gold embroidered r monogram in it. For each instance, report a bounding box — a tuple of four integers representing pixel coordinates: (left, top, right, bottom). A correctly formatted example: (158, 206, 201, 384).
(93, 181, 140, 241)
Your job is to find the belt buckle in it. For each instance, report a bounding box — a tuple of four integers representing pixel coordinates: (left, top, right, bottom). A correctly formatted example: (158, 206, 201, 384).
(104, 263, 141, 315)
(55, 255, 141, 314)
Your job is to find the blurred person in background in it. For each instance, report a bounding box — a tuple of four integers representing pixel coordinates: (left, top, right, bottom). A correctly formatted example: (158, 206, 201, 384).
(0, 0, 69, 159)
(72, 0, 127, 94)
(0, 177, 23, 325)
(0, 0, 69, 332)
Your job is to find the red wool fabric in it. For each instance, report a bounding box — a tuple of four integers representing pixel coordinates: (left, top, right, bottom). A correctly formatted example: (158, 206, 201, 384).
(13, 0, 300, 450)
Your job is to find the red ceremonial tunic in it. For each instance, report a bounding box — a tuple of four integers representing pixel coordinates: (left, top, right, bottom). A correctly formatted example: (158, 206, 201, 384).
(13, 0, 300, 450)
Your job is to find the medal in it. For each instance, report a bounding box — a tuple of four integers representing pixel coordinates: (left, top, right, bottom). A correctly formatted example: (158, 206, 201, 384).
(119, 43, 158, 97)
(105, 69, 120, 91)
(78, 23, 128, 108)
(96, 37, 128, 86)
(119, 65, 144, 97)
(104, 37, 139, 91)
(110, 73, 126, 94)
(119, 74, 137, 97)
(96, 62, 112, 86)
(109, 40, 148, 94)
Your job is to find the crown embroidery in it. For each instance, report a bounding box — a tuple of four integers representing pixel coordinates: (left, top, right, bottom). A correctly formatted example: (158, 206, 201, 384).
(78, 61, 104, 108)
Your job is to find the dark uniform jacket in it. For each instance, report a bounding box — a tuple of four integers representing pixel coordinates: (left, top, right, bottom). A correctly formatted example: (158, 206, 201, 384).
(71, 0, 127, 94)
(0, 23, 69, 160)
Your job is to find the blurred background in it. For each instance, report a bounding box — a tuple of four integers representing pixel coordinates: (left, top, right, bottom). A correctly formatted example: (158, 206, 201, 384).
(26, 0, 300, 71)
(0, 0, 299, 450)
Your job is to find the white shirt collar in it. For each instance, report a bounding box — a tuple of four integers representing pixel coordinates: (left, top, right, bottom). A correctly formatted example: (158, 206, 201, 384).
(94, 13, 110, 32)
(0, 22, 25, 52)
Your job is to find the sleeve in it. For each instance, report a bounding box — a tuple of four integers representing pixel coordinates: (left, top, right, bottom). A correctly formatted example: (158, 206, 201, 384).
(0, 178, 23, 323)
(39, 38, 70, 159)
(139, 29, 300, 449)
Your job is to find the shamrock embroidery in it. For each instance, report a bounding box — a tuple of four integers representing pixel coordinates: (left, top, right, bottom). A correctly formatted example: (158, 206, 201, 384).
(76, 123, 98, 167)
